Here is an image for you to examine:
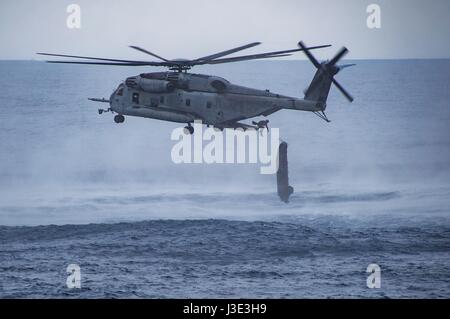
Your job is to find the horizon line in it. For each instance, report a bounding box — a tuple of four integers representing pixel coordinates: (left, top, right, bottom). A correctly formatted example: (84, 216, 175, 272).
(1, 57, 450, 62)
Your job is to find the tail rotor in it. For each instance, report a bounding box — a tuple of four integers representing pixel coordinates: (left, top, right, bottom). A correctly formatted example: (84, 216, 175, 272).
(299, 41, 354, 103)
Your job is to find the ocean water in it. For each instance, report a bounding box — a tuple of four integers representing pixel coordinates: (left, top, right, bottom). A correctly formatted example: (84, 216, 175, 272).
(0, 59, 449, 298)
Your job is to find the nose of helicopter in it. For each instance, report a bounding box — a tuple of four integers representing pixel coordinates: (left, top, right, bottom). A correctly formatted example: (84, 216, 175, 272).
(109, 91, 115, 106)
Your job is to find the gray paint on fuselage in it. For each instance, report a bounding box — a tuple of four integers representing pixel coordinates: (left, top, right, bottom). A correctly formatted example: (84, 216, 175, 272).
(110, 71, 320, 126)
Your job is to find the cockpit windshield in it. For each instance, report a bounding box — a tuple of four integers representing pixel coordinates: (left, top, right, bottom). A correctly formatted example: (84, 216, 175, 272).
(115, 84, 124, 96)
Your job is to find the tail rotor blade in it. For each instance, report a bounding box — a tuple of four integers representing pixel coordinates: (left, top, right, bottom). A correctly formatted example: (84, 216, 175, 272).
(328, 47, 348, 66)
(300, 40, 354, 104)
(332, 79, 354, 102)
(298, 41, 321, 69)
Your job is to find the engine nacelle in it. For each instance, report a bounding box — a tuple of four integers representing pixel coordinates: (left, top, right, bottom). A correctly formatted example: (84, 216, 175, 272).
(138, 78, 174, 93)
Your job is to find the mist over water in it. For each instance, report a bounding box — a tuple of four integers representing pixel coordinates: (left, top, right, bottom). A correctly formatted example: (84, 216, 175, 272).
(0, 60, 449, 298)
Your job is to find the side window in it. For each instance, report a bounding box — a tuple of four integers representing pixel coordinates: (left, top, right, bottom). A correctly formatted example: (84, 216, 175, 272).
(132, 92, 139, 104)
(160, 96, 164, 104)
(151, 97, 159, 107)
(206, 101, 212, 109)
(186, 98, 191, 106)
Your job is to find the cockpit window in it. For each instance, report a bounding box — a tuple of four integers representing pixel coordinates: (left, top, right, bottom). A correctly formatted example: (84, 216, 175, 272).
(115, 84, 124, 96)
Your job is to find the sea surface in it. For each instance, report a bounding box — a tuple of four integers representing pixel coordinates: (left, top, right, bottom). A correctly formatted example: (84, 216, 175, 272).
(0, 59, 449, 298)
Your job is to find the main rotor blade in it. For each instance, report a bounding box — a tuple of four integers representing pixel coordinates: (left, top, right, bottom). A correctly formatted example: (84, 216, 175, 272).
(244, 44, 331, 58)
(199, 44, 330, 66)
(332, 79, 354, 102)
(195, 42, 261, 62)
(37, 43, 332, 70)
(45, 60, 167, 66)
(128, 46, 170, 62)
(328, 47, 348, 66)
(298, 41, 321, 69)
(37, 52, 160, 64)
(204, 53, 292, 65)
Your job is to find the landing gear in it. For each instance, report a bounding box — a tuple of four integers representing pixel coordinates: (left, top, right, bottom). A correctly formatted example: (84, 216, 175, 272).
(98, 107, 111, 115)
(114, 114, 125, 123)
(184, 123, 194, 135)
(252, 119, 270, 131)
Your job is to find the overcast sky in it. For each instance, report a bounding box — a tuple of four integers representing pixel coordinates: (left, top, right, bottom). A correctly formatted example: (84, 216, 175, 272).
(1, 0, 449, 60)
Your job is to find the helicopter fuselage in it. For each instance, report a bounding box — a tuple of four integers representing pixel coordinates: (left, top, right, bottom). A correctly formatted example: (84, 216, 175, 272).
(108, 71, 319, 127)
(40, 41, 353, 130)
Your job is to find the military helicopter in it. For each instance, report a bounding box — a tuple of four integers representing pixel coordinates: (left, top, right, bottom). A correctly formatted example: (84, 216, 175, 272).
(37, 41, 354, 134)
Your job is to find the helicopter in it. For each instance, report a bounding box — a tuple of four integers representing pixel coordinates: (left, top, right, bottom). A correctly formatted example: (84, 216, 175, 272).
(37, 41, 354, 134)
